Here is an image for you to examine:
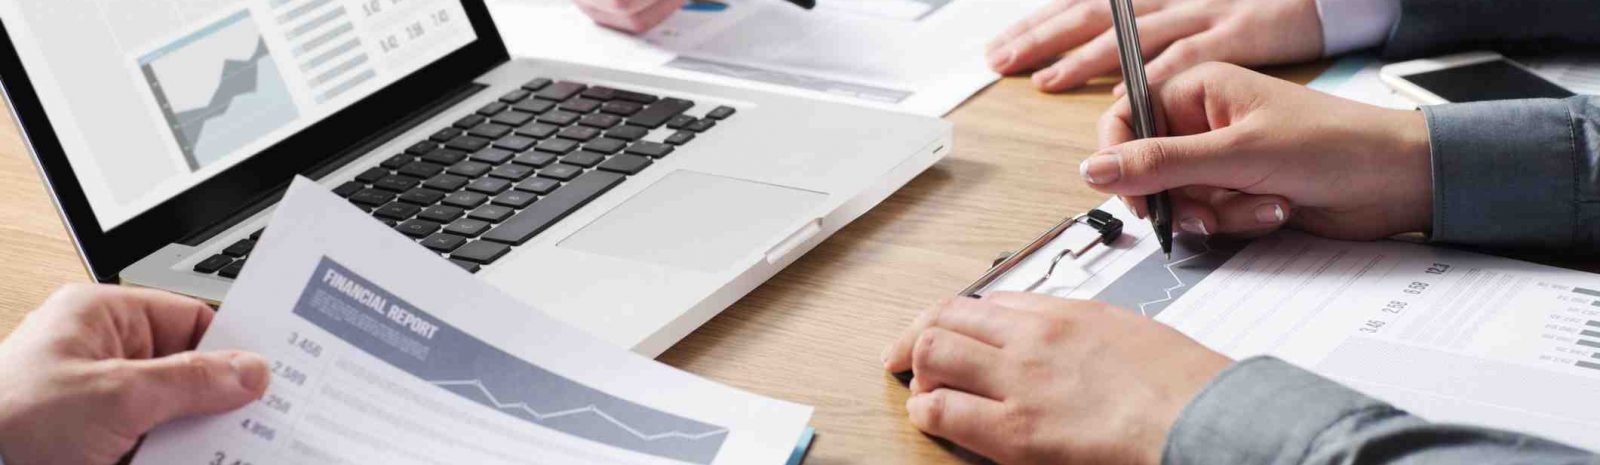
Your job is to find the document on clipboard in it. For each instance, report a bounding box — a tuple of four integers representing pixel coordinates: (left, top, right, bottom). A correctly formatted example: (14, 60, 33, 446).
(986, 198, 1600, 450)
(132, 178, 815, 465)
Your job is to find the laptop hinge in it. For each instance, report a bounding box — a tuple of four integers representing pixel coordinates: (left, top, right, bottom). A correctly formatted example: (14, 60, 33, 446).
(176, 81, 488, 246)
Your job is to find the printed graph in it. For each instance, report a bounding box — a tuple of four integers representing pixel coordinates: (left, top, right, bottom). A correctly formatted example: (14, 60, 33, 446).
(1093, 234, 1248, 318)
(139, 10, 299, 171)
(294, 259, 729, 465)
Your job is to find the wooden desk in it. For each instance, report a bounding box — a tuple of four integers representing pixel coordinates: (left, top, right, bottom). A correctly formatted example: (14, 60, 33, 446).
(0, 64, 1326, 464)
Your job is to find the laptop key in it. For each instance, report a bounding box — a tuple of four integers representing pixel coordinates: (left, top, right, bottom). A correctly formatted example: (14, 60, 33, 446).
(447, 161, 492, 178)
(597, 154, 652, 175)
(627, 98, 694, 129)
(535, 138, 579, 155)
(193, 255, 233, 274)
(666, 115, 696, 130)
(374, 175, 422, 192)
(665, 131, 696, 145)
(513, 99, 555, 115)
(396, 219, 442, 238)
(483, 171, 626, 245)
(222, 239, 255, 258)
(218, 260, 247, 279)
(557, 126, 600, 142)
(450, 259, 482, 273)
(374, 202, 422, 221)
(584, 138, 627, 154)
(418, 205, 466, 223)
(515, 177, 560, 195)
(489, 164, 536, 181)
(466, 177, 512, 195)
(512, 151, 557, 168)
(250, 229, 264, 241)
(559, 98, 601, 114)
(444, 219, 491, 237)
(612, 89, 659, 104)
(453, 114, 487, 129)
(515, 122, 560, 139)
(500, 89, 532, 103)
(399, 188, 446, 205)
(430, 127, 464, 142)
(471, 148, 516, 165)
(538, 164, 584, 181)
(399, 161, 447, 179)
(491, 110, 536, 127)
(451, 240, 511, 265)
(378, 217, 397, 227)
(477, 101, 509, 116)
(422, 233, 469, 253)
(600, 101, 643, 117)
(424, 174, 470, 192)
(421, 148, 468, 165)
(581, 86, 617, 100)
(355, 167, 388, 183)
(469, 205, 515, 222)
(468, 123, 513, 140)
(333, 181, 364, 198)
(626, 141, 675, 158)
(494, 136, 538, 153)
(445, 136, 492, 152)
(604, 125, 648, 141)
(349, 189, 396, 206)
(442, 191, 489, 209)
(684, 119, 717, 133)
(535, 81, 586, 101)
(537, 110, 581, 126)
(521, 77, 552, 91)
(380, 153, 414, 169)
(492, 191, 538, 209)
(562, 151, 606, 168)
(706, 105, 737, 120)
(579, 113, 622, 129)
(405, 141, 437, 156)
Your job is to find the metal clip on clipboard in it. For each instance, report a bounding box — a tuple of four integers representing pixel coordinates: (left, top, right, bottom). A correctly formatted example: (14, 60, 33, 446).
(959, 209, 1124, 297)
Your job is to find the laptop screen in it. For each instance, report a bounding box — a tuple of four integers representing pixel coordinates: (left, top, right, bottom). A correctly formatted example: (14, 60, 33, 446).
(0, 0, 477, 230)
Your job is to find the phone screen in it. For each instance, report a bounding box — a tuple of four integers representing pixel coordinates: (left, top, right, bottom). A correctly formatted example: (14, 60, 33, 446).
(1403, 60, 1575, 103)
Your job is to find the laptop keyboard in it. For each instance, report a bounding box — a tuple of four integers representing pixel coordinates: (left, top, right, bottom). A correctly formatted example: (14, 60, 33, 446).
(192, 78, 736, 278)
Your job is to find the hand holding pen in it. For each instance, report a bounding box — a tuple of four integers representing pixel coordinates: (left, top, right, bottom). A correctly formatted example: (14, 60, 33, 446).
(1104, 0, 1174, 259)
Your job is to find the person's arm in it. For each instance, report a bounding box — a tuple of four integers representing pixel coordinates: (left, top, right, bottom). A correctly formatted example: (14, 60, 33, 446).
(1167, 357, 1597, 465)
(1384, 0, 1600, 59)
(1424, 96, 1600, 250)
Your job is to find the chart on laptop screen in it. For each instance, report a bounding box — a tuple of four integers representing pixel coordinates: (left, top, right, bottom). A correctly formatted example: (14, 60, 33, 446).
(0, 0, 477, 229)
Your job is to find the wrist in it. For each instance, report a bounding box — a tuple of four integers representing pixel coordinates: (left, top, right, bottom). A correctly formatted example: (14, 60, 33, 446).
(1382, 109, 1434, 235)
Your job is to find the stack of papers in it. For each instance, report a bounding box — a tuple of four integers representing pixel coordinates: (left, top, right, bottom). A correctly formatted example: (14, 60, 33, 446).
(486, 0, 1044, 115)
(133, 179, 814, 465)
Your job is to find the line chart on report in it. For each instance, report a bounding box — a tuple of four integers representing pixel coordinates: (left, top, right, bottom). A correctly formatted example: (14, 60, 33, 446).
(293, 258, 730, 464)
(1094, 234, 1248, 318)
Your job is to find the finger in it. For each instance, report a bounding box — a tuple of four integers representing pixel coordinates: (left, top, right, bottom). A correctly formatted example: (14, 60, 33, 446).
(908, 328, 1005, 398)
(989, 2, 1113, 74)
(1143, 33, 1231, 87)
(1033, 10, 1208, 92)
(1079, 129, 1258, 196)
(1208, 193, 1291, 235)
(1171, 186, 1223, 236)
(885, 297, 1034, 373)
(112, 351, 269, 431)
(577, 0, 685, 33)
(986, 0, 1088, 71)
(45, 284, 215, 358)
(906, 389, 1016, 463)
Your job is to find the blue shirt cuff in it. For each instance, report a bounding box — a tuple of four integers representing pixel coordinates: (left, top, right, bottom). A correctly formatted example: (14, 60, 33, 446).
(1423, 99, 1578, 250)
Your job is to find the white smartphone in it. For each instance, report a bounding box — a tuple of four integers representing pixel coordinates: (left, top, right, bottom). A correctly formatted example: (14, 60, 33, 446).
(1379, 51, 1574, 105)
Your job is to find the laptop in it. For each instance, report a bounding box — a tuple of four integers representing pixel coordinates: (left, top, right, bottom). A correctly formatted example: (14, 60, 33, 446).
(0, 0, 949, 356)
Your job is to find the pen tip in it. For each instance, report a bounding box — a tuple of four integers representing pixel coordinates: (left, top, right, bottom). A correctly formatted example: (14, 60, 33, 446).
(1165, 252, 1171, 260)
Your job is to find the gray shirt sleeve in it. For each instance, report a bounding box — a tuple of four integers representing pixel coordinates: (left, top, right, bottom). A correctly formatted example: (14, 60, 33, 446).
(1382, 0, 1600, 59)
(1163, 357, 1599, 465)
(1424, 95, 1600, 250)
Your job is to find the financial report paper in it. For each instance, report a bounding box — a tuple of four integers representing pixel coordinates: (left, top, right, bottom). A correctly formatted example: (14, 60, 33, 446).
(984, 199, 1600, 450)
(485, 0, 1042, 116)
(133, 178, 813, 465)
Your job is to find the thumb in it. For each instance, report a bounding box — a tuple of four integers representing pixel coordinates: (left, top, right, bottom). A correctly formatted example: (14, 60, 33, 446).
(1079, 129, 1256, 196)
(115, 351, 269, 429)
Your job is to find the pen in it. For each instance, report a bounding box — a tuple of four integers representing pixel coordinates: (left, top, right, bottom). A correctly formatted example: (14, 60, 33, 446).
(785, 0, 815, 8)
(1107, 0, 1173, 259)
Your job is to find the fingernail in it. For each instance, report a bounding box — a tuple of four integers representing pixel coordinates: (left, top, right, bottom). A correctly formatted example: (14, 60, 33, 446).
(1080, 154, 1122, 184)
(230, 353, 269, 392)
(1256, 204, 1287, 224)
(1180, 218, 1209, 235)
(987, 48, 1014, 70)
(1033, 67, 1060, 86)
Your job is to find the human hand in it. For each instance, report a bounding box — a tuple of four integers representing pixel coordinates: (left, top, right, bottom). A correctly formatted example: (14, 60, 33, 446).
(573, 0, 688, 33)
(0, 285, 269, 465)
(1085, 63, 1432, 240)
(987, 0, 1323, 93)
(883, 293, 1230, 465)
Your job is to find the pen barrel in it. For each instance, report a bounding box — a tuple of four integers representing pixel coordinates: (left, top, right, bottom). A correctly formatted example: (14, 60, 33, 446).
(1109, 0, 1158, 140)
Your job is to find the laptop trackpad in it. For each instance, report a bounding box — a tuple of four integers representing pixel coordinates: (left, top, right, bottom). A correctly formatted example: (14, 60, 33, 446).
(559, 170, 827, 273)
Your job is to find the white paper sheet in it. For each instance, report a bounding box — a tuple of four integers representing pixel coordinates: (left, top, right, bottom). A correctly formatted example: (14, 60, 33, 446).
(986, 198, 1600, 450)
(486, 0, 1043, 116)
(132, 178, 813, 465)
